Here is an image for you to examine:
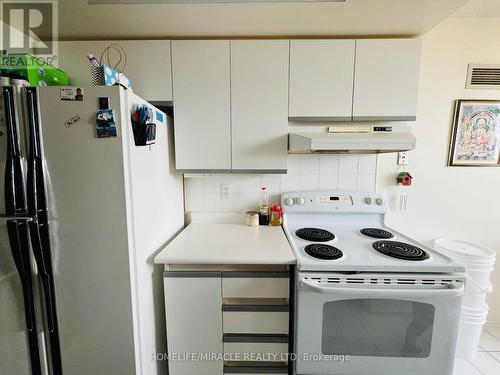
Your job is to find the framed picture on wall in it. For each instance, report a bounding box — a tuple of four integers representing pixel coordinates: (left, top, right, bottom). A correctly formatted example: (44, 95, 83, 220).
(448, 100, 500, 167)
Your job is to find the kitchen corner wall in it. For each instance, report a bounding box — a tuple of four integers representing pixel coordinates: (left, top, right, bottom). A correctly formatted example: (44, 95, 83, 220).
(184, 154, 377, 213)
(377, 17, 500, 323)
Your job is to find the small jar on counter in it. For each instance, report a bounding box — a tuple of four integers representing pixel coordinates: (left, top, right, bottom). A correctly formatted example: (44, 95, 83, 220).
(245, 211, 259, 227)
(269, 205, 282, 226)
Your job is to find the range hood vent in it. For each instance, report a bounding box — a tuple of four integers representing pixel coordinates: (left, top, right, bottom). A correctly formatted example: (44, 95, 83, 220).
(288, 131, 416, 154)
(466, 64, 500, 89)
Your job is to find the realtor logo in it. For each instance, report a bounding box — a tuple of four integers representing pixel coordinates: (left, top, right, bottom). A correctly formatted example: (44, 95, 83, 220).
(1, 1, 57, 56)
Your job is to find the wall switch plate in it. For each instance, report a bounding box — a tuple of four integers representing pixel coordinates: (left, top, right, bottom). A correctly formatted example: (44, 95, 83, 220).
(398, 151, 409, 165)
(221, 184, 231, 199)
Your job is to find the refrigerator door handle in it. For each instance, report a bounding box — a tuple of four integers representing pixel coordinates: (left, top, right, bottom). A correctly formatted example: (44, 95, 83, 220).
(29, 222, 55, 330)
(26, 87, 46, 218)
(29, 224, 63, 375)
(0, 214, 34, 221)
(26, 87, 57, 331)
(3, 87, 26, 215)
(7, 219, 43, 375)
(26, 87, 64, 375)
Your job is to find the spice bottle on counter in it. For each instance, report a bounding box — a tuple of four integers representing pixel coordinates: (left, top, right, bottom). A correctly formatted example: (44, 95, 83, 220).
(269, 205, 282, 226)
(258, 187, 270, 225)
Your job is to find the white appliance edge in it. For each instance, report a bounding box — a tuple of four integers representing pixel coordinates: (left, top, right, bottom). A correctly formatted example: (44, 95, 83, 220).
(122, 90, 184, 375)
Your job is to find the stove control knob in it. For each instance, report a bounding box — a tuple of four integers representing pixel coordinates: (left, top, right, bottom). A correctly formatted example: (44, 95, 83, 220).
(284, 197, 295, 206)
(364, 197, 373, 205)
(376, 198, 385, 206)
(294, 196, 306, 206)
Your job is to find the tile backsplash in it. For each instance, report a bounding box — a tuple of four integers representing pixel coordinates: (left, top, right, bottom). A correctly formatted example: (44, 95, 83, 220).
(184, 154, 378, 213)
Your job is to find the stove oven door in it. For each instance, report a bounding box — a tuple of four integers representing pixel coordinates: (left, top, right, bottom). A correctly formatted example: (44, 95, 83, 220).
(295, 276, 464, 375)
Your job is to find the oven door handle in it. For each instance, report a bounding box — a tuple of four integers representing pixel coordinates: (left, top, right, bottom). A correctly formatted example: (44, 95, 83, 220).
(299, 279, 464, 297)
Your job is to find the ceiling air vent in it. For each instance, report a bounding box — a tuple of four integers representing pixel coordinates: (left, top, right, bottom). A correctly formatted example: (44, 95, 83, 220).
(466, 64, 500, 89)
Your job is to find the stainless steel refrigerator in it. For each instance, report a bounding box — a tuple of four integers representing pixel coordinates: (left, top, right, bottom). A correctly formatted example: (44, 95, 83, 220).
(0, 86, 184, 375)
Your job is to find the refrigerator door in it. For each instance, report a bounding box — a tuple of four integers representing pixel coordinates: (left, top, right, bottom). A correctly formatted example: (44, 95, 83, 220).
(0, 86, 43, 375)
(36, 86, 136, 375)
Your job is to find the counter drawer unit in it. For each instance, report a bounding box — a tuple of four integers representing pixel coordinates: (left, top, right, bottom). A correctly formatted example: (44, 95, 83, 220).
(223, 334, 289, 362)
(222, 272, 289, 299)
(222, 305, 289, 334)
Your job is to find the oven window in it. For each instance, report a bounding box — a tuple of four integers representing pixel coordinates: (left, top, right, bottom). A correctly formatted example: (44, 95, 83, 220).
(322, 299, 434, 358)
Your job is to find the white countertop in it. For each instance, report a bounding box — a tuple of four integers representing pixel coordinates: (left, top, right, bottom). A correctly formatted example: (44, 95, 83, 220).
(154, 223, 296, 265)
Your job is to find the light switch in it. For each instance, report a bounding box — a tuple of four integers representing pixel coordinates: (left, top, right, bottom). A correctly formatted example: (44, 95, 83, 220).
(398, 151, 409, 166)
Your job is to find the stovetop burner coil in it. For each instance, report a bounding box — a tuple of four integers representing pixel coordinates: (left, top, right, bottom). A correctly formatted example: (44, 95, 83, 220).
(372, 240, 429, 261)
(305, 244, 343, 260)
(296, 228, 335, 242)
(360, 228, 394, 239)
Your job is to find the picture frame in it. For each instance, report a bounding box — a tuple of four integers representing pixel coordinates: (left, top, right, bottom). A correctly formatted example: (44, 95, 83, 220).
(448, 99, 500, 167)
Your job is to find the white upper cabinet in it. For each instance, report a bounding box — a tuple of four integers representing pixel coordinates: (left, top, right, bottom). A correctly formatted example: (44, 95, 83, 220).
(57, 40, 173, 101)
(289, 40, 355, 121)
(231, 40, 289, 172)
(353, 39, 422, 121)
(171, 40, 232, 171)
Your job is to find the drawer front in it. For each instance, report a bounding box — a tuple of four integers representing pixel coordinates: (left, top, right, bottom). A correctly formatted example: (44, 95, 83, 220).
(224, 364, 288, 374)
(223, 310, 289, 334)
(224, 371, 288, 374)
(224, 342, 288, 362)
(222, 273, 289, 299)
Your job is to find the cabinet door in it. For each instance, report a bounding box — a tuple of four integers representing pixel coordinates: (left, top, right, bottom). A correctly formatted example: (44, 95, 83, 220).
(172, 40, 231, 171)
(57, 40, 173, 101)
(164, 273, 222, 375)
(353, 39, 422, 121)
(289, 40, 355, 121)
(231, 40, 289, 172)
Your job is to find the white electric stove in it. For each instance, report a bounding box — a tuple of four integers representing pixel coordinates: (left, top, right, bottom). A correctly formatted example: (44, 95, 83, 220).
(281, 190, 464, 273)
(281, 191, 465, 375)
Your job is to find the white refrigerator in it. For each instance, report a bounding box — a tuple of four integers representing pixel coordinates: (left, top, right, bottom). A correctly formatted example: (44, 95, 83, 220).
(0, 85, 184, 375)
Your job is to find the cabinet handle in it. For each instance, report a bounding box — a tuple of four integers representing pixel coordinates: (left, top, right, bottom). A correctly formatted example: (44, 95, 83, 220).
(222, 305, 289, 312)
(223, 334, 288, 343)
(222, 272, 289, 278)
(164, 271, 221, 278)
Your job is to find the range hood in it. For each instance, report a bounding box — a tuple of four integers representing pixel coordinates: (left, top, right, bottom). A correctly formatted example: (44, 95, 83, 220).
(288, 130, 416, 154)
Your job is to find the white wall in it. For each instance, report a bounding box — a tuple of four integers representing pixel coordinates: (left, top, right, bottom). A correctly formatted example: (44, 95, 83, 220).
(184, 154, 377, 213)
(378, 17, 500, 323)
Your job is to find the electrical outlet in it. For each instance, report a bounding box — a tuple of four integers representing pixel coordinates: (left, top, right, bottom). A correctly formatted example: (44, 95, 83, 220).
(221, 184, 231, 199)
(398, 194, 409, 212)
(398, 151, 409, 166)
